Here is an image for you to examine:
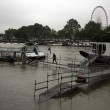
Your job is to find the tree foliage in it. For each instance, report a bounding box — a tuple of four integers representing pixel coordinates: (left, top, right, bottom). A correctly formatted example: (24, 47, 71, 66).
(1, 18, 110, 42)
(84, 21, 101, 40)
(63, 19, 81, 39)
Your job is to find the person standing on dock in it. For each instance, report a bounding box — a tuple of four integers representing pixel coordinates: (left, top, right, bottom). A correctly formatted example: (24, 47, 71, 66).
(53, 53, 57, 64)
(48, 47, 51, 54)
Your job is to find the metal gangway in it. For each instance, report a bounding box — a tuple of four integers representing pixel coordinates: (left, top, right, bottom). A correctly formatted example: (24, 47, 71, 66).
(33, 66, 92, 103)
(34, 70, 79, 102)
(34, 65, 110, 103)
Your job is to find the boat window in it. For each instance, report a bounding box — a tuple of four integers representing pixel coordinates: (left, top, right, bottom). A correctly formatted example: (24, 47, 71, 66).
(91, 43, 97, 54)
(92, 44, 96, 49)
(98, 44, 106, 54)
(91, 43, 106, 54)
(103, 44, 106, 54)
(98, 44, 102, 54)
(22, 47, 27, 52)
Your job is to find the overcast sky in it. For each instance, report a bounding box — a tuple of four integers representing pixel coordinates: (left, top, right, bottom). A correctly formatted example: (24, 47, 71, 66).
(0, 0, 110, 33)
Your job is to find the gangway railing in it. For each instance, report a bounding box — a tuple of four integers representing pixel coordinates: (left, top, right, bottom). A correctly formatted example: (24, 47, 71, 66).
(34, 71, 78, 102)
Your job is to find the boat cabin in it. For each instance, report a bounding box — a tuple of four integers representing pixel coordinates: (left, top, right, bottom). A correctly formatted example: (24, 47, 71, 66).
(0, 43, 25, 58)
(90, 42, 107, 55)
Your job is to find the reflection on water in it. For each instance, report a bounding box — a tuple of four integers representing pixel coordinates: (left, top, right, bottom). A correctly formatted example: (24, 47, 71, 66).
(0, 45, 110, 110)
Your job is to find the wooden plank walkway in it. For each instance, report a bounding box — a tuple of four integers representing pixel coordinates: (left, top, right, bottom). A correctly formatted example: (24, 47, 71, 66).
(38, 61, 80, 69)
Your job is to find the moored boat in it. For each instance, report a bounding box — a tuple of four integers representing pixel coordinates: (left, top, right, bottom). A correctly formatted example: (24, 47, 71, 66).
(25, 43, 45, 59)
(0, 42, 45, 62)
(79, 42, 110, 65)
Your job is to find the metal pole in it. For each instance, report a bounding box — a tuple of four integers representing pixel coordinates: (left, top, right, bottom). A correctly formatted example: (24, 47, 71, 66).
(71, 73, 73, 90)
(47, 73, 48, 92)
(59, 54, 61, 69)
(74, 56, 76, 72)
(60, 74, 62, 96)
(71, 60, 73, 72)
(58, 72, 59, 84)
(38, 94, 40, 103)
(34, 80, 36, 97)
(47, 53, 48, 69)
(43, 60, 44, 68)
(88, 69, 89, 88)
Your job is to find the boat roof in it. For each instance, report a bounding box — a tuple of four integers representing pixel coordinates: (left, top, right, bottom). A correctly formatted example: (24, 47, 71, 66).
(0, 43, 25, 52)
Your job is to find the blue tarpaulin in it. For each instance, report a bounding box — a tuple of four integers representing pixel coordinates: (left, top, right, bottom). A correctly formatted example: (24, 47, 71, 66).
(33, 47, 38, 54)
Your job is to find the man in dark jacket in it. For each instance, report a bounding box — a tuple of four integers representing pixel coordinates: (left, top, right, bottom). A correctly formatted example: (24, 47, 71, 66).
(53, 53, 57, 64)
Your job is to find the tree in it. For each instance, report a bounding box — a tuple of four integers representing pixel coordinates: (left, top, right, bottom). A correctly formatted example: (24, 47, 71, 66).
(51, 29, 57, 39)
(101, 25, 110, 42)
(84, 21, 102, 41)
(58, 29, 65, 39)
(63, 19, 81, 40)
(33, 23, 44, 39)
(15, 26, 29, 41)
(75, 28, 86, 41)
(5, 28, 17, 41)
(43, 26, 51, 39)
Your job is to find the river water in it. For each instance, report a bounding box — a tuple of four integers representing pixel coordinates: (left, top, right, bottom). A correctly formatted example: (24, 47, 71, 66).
(0, 45, 110, 110)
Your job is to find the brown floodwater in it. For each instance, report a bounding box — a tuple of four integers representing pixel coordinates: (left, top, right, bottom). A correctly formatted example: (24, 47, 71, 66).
(0, 45, 110, 110)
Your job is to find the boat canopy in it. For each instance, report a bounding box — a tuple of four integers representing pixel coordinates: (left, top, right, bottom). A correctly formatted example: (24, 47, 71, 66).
(0, 43, 25, 52)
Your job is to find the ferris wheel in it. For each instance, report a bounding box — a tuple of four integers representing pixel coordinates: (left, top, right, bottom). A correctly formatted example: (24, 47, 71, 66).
(91, 6, 108, 28)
